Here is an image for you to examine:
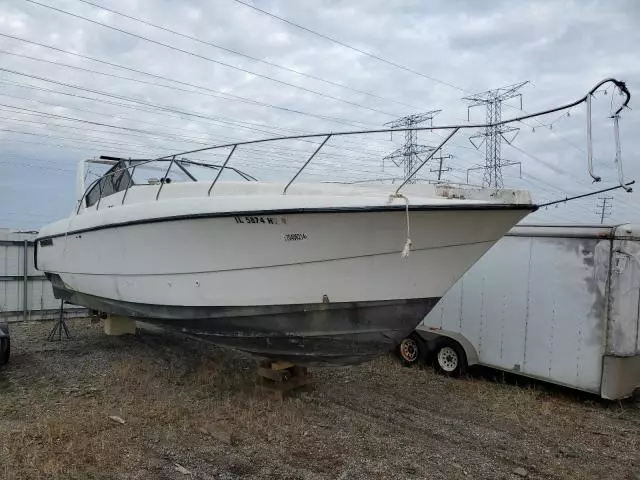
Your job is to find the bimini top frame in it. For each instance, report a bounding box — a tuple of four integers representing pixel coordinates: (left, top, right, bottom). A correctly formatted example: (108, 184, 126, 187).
(77, 78, 631, 214)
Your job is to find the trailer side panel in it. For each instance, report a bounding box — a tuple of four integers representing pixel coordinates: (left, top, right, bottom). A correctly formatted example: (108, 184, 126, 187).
(421, 231, 610, 394)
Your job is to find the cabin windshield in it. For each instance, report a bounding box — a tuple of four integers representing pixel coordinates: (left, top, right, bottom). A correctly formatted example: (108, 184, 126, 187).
(84, 158, 256, 207)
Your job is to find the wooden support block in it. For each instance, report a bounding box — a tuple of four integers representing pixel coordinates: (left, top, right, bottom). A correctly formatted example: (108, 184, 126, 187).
(256, 360, 313, 399)
(104, 316, 137, 336)
(269, 361, 295, 371)
(257, 367, 290, 383)
(258, 375, 314, 400)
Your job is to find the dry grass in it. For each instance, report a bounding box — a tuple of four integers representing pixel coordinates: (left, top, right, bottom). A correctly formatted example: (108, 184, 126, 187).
(0, 319, 638, 479)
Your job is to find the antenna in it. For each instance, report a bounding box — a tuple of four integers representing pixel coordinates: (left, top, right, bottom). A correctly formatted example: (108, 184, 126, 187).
(464, 81, 528, 188)
(383, 110, 441, 183)
(595, 195, 613, 224)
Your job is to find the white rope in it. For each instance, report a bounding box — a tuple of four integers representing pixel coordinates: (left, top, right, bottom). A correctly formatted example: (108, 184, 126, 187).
(389, 193, 412, 258)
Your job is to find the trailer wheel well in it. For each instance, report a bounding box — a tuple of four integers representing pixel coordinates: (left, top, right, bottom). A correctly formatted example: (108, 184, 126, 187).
(414, 328, 479, 366)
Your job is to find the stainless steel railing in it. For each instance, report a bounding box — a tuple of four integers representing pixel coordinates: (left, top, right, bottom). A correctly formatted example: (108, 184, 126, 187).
(76, 78, 631, 214)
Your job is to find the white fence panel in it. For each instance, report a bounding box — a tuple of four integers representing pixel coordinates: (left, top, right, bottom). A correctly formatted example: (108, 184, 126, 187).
(0, 229, 87, 322)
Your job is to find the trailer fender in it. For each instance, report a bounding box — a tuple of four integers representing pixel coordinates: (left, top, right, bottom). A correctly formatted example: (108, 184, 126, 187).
(0, 323, 9, 339)
(414, 326, 480, 366)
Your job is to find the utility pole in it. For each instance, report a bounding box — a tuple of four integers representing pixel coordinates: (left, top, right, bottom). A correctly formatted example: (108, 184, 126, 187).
(595, 196, 613, 224)
(383, 110, 441, 183)
(430, 152, 453, 181)
(463, 81, 528, 188)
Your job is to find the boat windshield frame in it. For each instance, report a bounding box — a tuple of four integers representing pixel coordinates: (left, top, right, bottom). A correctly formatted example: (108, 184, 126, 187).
(83, 157, 257, 209)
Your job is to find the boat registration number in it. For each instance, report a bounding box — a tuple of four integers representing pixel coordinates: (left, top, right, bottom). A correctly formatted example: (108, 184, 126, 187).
(282, 233, 308, 241)
(233, 216, 285, 225)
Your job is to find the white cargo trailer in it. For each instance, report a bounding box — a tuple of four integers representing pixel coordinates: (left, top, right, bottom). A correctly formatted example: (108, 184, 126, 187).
(399, 224, 640, 400)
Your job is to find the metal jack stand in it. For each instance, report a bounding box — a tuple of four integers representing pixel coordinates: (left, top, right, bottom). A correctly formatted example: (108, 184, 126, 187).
(47, 300, 71, 341)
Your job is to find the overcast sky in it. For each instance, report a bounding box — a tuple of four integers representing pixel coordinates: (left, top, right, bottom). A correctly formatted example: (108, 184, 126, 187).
(0, 0, 638, 229)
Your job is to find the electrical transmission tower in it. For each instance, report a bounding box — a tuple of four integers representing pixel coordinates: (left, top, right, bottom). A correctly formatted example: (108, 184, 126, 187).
(595, 196, 613, 224)
(464, 81, 528, 188)
(383, 110, 441, 183)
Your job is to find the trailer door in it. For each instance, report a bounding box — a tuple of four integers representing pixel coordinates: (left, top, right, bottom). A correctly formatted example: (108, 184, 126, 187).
(607, 227, 640, 356)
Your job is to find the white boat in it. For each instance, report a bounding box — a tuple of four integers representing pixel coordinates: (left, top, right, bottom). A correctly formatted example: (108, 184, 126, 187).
(35, 154, 533, 364)
(35, 78, 629, 365)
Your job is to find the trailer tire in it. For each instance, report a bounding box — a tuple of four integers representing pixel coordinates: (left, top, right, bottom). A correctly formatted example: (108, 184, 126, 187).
(0, 337, 9, 366)
(397, 333, 428, 366)
(433, 339, 466, 377)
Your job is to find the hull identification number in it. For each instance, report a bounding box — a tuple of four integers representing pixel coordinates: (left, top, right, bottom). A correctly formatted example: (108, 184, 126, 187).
(282, 233, 308, 241)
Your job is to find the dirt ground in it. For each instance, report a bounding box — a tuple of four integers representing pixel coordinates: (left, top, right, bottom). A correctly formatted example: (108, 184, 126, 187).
(0, 319, 638, 480)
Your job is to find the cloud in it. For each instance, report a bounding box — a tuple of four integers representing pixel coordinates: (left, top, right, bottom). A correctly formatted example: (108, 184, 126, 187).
(0, 0, 637, 228)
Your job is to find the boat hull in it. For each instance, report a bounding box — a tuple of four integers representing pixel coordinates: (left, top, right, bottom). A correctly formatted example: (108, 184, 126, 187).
(49, 275, 439, 365)
(37, 198, 532, 365)
(36, 208, 527, 306)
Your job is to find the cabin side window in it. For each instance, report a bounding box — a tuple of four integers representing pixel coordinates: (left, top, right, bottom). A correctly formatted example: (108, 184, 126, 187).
(85, 164, 134, 207)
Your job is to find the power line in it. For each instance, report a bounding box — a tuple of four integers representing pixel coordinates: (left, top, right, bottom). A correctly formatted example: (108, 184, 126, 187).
(0, 68, 357, 145)
(505, 142, 638, 213)
(0, 49, 258, 104)
(225, 0, 607, 165)
(465, 136, 638, 216)
(0, 107, 212, 146)
(0, 100, 209, 141)
(0, 134, 367, 179)
(0, 151, 87, 169)
(0, 114, 393, 177)
(0, 116, 205, 152)
(0, 48, 394, 153)
(0, 159, 74, 173)
(2, 40, 624, 209)
(0, 33, 425, 159)
(0, 136, 158, 156)
(0, 126, 173, 152)
(232, 0, 621, 184)
(0, 66, 352, 138)
(0, 88, 241, 146)
(0, 87, 391, 162)
(0, 76, 392, 159)
(29, 0, 617, 189)
(0, 80, 295, 143)
(73, 0, 418, 110)
(229, 0, 466, 92)
(22, 0, 400, 117)
(0, 34, 373, 128)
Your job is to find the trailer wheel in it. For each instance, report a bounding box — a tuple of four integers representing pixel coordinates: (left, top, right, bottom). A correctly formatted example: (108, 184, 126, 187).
(397, 333, 428, 366)
(0, 337, 9, 366)
(433, 339, 466, 377)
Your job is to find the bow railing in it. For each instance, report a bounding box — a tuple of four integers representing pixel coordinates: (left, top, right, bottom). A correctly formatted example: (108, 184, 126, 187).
(76, 78, 631, 214)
